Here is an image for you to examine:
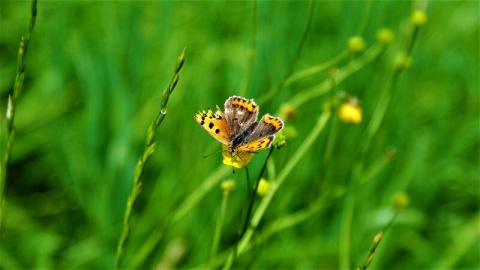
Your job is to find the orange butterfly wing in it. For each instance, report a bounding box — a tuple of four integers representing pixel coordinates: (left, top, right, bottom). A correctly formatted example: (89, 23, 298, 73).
(194, 106, 231, 145)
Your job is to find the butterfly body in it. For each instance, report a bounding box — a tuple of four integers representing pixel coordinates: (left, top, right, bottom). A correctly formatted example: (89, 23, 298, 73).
(194, 96, 284, 153)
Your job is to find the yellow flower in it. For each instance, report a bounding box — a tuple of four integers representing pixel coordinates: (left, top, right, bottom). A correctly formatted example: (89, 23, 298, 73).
(222, 144, 254, 169)
(347, 36, 366, 54)
(257, 179, 271, 197)
(411, 10, 427, 26)
(338, 99, 362, 124)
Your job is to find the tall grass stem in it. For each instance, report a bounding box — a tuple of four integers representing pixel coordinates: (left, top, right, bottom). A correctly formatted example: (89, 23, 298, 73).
(114, 48, 186, 269)
(0, 0, 37, 229)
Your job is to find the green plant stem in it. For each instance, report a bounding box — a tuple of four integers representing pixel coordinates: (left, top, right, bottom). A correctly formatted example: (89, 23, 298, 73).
(114, 48, 185, 269)
(357, 231, 383, 270)
(338, 186, 356, 269)
(338, 57, 398, 270)
(228, 148, 274, 266)
(283, 49, 349, 90)
(132, 165, 230, 268)
(240, 148, 273, 238)
(288, 43, 383, 110)
(202, 179, 344, 270)
(141, 146, 274, 268)
(256, 196, 326, 243)
(210, 199, 329, 269)
(223, 110, 331, 269)
(339, 18, 424, 270)
(239, 0, 257, 97)
(258, 0, 315, 105)
(356, 0, 371, 35)
(321, 71, 340, 163)
(172, 165, 229, 223)
(434, 211, 480, 269)
(0, 0, 37, 229)
(359, 150, 394, 185)
(210, 187, 230, 269)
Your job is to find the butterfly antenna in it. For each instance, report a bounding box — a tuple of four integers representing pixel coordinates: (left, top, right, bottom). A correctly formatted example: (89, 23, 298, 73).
(203, 149, 223, 158)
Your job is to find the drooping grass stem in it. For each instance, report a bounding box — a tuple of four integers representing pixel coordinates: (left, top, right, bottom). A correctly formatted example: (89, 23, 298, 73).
(114, 48, 186, 269)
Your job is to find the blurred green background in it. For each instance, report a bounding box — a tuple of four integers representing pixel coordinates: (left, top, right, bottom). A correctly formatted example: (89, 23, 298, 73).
(1, 1, 478, 269)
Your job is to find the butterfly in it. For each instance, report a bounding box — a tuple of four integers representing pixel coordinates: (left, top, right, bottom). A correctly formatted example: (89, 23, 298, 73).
(194, 96, 284, 153)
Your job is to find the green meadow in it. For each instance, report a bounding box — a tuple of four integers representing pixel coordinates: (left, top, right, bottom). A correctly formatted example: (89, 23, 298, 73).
(0, 1, 478, 269)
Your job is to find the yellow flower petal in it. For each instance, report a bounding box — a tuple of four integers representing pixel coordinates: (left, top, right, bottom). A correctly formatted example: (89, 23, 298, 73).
(339, 102, 362, 124)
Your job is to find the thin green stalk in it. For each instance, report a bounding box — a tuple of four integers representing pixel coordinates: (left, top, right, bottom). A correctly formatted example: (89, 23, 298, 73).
(239, 0, 257, 97)
(356, 0, 371, 35)
(360, 148, 395, 185)
(132, 165, 230, 268)
(202, 179, 341, 270)
(257, 0, 315, 105)
(114, 48, 186, 269)
(0, 0, 37, 229)
(238, 166, 252, 239)
(223, 110, 331, 269)
(230, 165, 251, 264)
(358, 14, 424, 157)
(339, 186, 356, 269)
(283, 49, 349, 89)
(357, 232, 383, 270)
(339, 14, 425, 269)
(338, 56, 397, 270)
(228, 148, 274, 266)
(288, 43, 384, 110)
(321, 71, 340, 165)
(210, 186, 231, 269)
(434, 211, 480, 269)
(256, 196, 326, 244)
(240, 148, 273, 238)
(172, 165, 230, 223)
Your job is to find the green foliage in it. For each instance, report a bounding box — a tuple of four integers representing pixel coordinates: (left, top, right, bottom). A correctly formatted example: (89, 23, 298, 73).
(0, 1, 478, 269)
